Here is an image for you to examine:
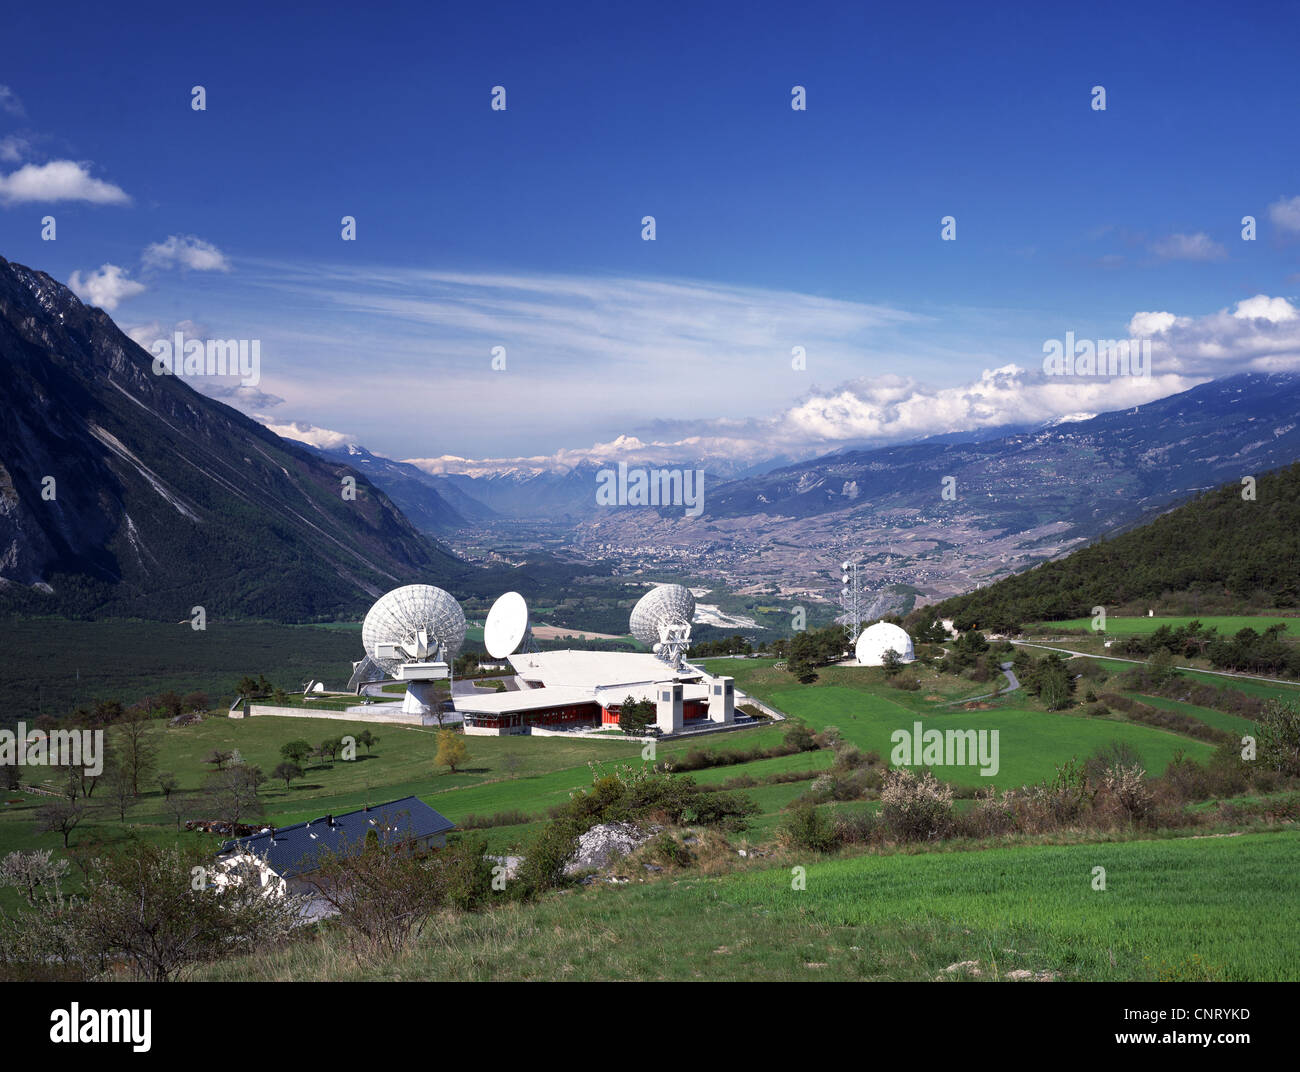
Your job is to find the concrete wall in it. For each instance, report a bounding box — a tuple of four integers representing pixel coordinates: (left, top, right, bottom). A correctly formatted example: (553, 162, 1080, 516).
(238, 704, 458, 727)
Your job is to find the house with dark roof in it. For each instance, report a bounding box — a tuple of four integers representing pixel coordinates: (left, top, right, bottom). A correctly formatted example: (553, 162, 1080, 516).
(214, 796, 456, 894)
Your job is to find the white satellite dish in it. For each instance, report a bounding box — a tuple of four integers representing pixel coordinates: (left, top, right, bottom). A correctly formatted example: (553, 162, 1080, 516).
(360, 584, 466, 717)
(484, 591, 530, 659)
(363, 584, 466, 675)
(630, 584, 696, 666)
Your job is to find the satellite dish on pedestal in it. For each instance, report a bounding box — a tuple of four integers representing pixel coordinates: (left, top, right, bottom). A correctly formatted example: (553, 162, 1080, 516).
(485, 591, 531, 659)
(358, 584, 466, 716)
(630, 584, 696, 667)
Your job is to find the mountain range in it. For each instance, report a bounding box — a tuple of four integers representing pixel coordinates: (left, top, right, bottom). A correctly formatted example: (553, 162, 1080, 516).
(562, 372, 1300, 604)
(4, 247, 1300, 624)
(0, 256, 465, 621)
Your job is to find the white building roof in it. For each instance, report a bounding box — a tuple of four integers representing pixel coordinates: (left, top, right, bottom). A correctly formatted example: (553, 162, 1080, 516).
(593, 682, 711, 707)
(507, 650, 700, 691)
(452, 685, 596, 716)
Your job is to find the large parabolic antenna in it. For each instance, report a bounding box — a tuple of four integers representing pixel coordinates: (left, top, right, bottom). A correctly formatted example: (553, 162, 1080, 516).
(630, 583, 696, 666)
(358, 584, 466, 715)
(484, 591, 531, 659)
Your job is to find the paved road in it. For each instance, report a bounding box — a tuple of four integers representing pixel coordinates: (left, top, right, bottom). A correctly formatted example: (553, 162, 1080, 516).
(943, 661, 1019, 705)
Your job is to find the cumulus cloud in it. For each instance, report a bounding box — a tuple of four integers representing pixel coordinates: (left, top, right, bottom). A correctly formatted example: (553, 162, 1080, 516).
(1150, 232, 1226, 262)
(68, 264, 146, 311)
(262, 421, 357, 450)
(1232, 295, 1297, 323)
(776, 294, 1300, 450)
(1268, 195, 1300, 234)
(1128, 311, 1177, 337)
(0, 160, 130, 205)
(0, 85, 23, 117)
(1117, 295, 1300, 377)
(771, 365, 1186, 448)
(142, 235, 231, 273)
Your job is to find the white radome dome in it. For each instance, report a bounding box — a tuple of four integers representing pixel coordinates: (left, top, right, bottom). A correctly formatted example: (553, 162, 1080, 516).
(854, 621, 915, 666)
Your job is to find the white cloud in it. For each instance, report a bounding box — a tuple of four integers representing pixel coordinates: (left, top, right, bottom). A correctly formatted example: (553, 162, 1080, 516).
(142, 235, 231, 273)
(1150, 232, 1226, 262)
(231, 260, 1300, 471)
(0, 85, 23, 117)
(1268, 195, 1300, 234)
(1128, 310, 1177, 337)
(0, 136, 28, 163)
(125, 318, 208, 351)
(199, 383, 285, 408)
(262, 421, 357, 450)
(420, 292, 1300, 470)
(772, 365, 1186, 447)
(0, 160, 130, 205)
(68, 264, 146, 311)
(1232, 294, 1297, 323)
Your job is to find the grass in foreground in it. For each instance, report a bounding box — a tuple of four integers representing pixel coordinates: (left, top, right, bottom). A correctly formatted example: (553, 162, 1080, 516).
(198, 829, 1300, 982)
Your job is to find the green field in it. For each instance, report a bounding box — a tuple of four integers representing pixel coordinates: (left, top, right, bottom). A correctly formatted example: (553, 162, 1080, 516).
(704, 659, 1215, 788)
(200, 830, 1300, 981)
(6, 633, 1298, 981)
(0, 617, 362, 718)
(1124, 694, 1257, 736)
(1036, 615, 1300, 636)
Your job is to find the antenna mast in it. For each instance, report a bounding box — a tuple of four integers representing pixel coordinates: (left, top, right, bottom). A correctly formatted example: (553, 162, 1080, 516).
(840, 561, 862, 647)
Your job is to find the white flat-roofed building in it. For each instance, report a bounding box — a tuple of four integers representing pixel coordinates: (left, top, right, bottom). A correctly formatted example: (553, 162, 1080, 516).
(454, 649, 732, 735)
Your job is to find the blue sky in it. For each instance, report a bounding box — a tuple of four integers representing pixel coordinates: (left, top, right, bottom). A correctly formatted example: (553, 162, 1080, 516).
(2, 0, 1298, 466)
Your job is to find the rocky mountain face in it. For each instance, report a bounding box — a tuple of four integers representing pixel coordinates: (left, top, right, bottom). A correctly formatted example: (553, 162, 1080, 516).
(0, 255, 465, 621)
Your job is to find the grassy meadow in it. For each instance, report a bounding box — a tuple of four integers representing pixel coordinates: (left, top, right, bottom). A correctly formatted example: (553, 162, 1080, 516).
(1033, 615, 1299, 636)
(5, 624, 1299, 980)
(197, 830, 1300, 982)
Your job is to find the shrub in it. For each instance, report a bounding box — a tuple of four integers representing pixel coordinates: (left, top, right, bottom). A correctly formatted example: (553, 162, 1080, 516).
(782, 720, 817, 753)
(1098, 764, 1154, 824)
(516, 819, 582, 897)
(880, 769, 954, 842)
(831, 809, 880, 846)
(649, 832, 692, 868)
(1254, 700, 1300, 776)
(781, 804, 838, 852)
(959, 788, 1019, 838)
(457, 809, 532, 830)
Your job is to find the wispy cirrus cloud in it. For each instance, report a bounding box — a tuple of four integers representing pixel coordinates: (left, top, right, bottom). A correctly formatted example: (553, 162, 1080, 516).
(142, 235, 231, 273)
(216, 261, 1300, 470)
(407, 292, 1300, 470)
(1268, 195, 1300, 234)
(0, 85, 23, 117)
(0, 135, 29, 163)
(1150, 232, 1226, 262)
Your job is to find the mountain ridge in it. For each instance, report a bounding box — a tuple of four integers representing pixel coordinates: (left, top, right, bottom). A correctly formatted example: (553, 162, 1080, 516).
(0, 255, 465, 621)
